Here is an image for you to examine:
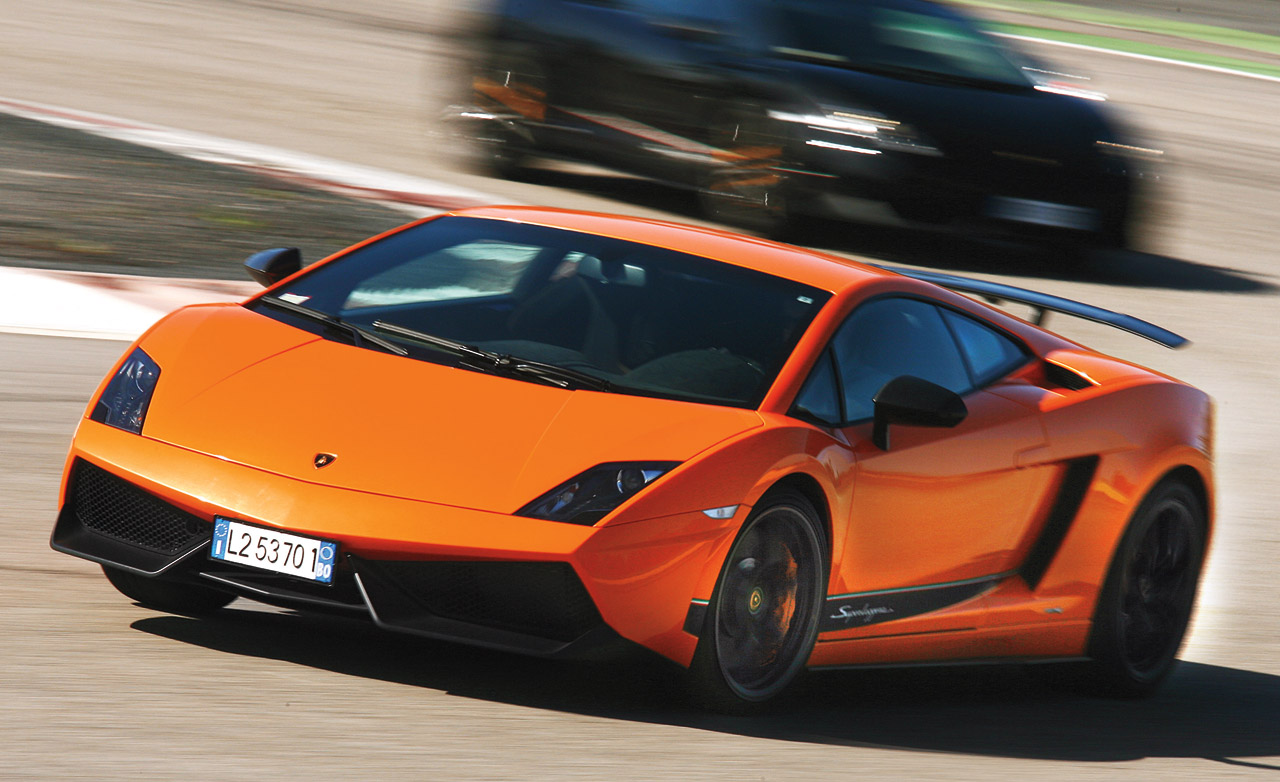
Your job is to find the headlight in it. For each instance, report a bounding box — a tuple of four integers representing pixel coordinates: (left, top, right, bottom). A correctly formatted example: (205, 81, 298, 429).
(90, 348, 161, 434)
(768, 107, 942, 157)
(517, 461, 680, 525)
(1095, 140, 1164, 162)
(1023, 67, 1107, 102)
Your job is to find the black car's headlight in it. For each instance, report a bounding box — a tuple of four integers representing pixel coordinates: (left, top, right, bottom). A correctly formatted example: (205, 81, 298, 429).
(769, 108, 942, 157)
(1095, 139, 1165, 162)
(90, 348, 161, 434)
(517, 461, 680, 526)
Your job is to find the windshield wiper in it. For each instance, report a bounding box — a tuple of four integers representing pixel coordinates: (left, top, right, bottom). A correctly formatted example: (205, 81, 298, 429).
(505, 359, 612, 392)
(258, 296, 407, 356)
(372, 319, 504, 364)
(372, 319, 611, 391)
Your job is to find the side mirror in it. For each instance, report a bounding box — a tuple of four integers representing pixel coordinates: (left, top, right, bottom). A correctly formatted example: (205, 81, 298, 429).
(871, 375, 967, 451)
(244, 247, 302, 288)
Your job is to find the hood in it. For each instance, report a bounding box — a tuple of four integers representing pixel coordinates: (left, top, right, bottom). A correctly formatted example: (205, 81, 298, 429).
(139, 305, 762, 514)
(763, 58, 1115, 162)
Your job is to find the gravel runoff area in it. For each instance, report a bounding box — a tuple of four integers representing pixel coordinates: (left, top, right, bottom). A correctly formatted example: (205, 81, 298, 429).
(0, 112, 414, 281)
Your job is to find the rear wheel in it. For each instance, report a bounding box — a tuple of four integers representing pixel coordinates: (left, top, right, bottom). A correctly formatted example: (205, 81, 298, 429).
(689, 491, 827, 712)
(102, 565, 234, 616)
(1082, 481, 1206, 696)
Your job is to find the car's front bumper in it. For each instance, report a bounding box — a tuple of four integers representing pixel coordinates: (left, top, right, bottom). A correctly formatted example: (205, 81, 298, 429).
(785, 134, 1146, 248)
(53, 420, 742, 665)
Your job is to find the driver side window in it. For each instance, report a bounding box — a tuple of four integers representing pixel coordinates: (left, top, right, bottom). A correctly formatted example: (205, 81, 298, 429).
(794, 297, 971, 425)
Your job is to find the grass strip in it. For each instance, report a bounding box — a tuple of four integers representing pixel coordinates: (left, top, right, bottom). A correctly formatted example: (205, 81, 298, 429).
(989, 22, 1280, 80)
(955, 0, 1280, 58)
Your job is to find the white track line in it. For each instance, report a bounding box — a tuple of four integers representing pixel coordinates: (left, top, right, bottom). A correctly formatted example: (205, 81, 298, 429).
(997, 32, 1280, 85)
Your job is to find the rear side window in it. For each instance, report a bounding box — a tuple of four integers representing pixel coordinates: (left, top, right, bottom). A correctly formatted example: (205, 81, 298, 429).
(940, 309, 1028, 386)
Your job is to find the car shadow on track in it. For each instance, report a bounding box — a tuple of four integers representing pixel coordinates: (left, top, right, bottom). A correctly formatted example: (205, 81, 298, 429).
(134, 608, 1280, 768)
(505, 166, 1275, 295)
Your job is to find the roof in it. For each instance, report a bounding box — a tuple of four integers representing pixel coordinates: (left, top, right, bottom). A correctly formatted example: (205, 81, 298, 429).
(447, 205, 893, 294)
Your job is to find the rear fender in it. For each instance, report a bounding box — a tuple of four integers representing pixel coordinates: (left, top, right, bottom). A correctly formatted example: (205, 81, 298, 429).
(1032, 381, 1213, 610)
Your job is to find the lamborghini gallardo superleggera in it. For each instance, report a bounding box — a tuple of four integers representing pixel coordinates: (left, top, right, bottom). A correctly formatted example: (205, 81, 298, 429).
(52, 206, 1212, 709)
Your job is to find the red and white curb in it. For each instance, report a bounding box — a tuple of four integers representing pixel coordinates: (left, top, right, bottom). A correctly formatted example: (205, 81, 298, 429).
(0, 96, 509, 341)
(0, 97, 501, 215)
(0, 266, 258, 341)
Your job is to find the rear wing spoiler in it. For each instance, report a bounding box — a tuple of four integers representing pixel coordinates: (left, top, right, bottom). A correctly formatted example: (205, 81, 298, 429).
(875, 265, 1188, 349)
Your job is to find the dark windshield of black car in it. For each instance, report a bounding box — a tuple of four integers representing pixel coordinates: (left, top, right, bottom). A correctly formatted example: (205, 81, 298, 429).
(757, 0, 1031, 87)
(249, 216, 831, 408)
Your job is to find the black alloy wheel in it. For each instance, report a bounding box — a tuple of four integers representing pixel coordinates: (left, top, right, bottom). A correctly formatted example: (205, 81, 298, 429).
(1085, 481, 1206, 697)
(102, 565, 234, 617)
(690, 490, 827, 711)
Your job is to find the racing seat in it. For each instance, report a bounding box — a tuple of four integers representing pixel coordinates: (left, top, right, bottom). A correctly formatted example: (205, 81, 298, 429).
(505, 275, 621, 372)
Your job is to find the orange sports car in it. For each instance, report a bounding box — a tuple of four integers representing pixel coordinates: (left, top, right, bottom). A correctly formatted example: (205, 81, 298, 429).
(52, 206, 1212, 709)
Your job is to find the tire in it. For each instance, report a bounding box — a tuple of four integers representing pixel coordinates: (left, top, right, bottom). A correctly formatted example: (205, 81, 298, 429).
(688, 490, 827, 712)
(465, 45, 546, 179)
(1081, 481, 1206, 697)
(102, 565, 234, 617)
(698, 104, 794, 239)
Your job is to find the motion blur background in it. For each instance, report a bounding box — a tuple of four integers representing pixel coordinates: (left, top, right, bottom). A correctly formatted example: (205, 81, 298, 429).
(3, 0, 1280, 779)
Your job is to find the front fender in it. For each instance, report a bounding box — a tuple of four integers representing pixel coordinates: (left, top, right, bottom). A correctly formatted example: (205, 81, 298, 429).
(583, 420, 849, 666)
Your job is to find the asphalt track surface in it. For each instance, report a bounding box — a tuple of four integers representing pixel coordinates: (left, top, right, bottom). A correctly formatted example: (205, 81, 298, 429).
(3, 1, 1280, 779)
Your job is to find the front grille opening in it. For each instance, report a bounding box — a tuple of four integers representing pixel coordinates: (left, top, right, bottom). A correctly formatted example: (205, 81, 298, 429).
(369, 560, 602, 642)
(71, 460, 210, 554)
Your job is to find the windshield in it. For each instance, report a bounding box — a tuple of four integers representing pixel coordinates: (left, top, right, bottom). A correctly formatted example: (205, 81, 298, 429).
(251, 216, 831, 408)
(759, 0, 1032, 88)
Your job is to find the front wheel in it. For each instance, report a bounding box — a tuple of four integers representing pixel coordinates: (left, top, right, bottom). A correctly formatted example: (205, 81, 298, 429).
(698, 105, 794, 239)
(464, 46, 546, 179)
(1082, 481, 1206, 697)
(688, 491, 827, 712)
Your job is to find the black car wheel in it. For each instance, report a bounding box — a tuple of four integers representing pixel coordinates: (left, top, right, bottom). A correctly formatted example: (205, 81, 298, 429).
(1084, 480, 1206, 697)
(699, 105, 793, 238)
(689, 490, 826, 711)
(102, 565, 234, 616)
(467, 46, 546, 178)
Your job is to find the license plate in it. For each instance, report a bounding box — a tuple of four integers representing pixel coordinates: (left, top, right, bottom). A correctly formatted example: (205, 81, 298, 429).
(210, 517, 337, 584)
(987, 196, 1098, 230)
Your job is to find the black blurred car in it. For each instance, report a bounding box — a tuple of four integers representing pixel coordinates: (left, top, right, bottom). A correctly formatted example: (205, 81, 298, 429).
(455, 0, 1160, 250)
